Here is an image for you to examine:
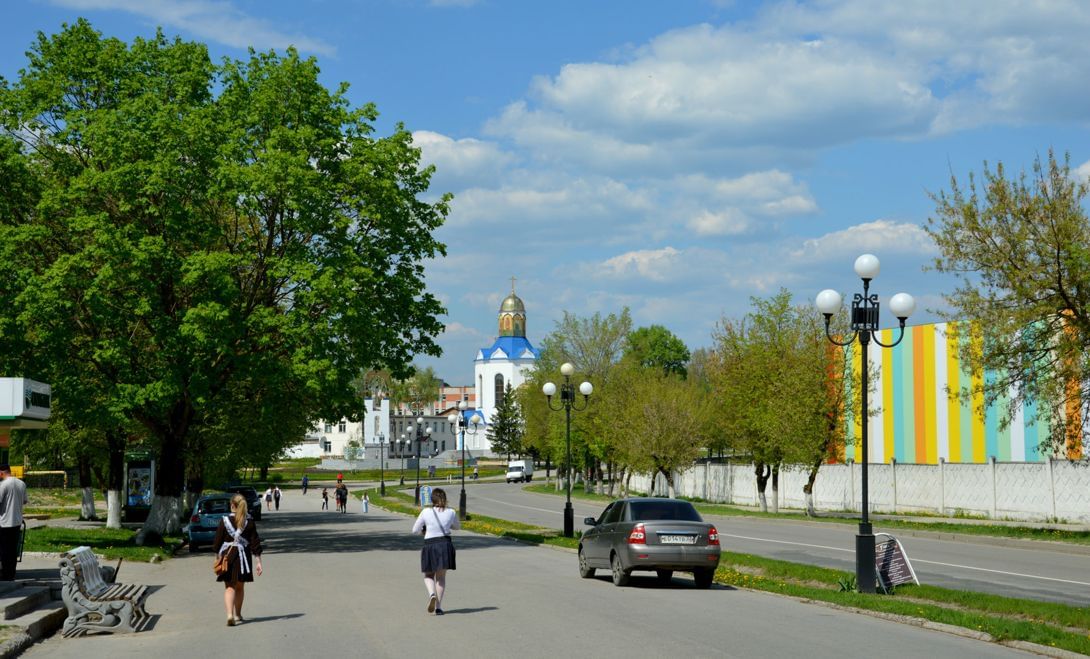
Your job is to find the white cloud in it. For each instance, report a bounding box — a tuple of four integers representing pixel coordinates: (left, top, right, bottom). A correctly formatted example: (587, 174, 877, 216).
(688, 209, 750, 236)
(50, 0, 336, 56)
(790, 219, 936, 262)
(1076, 160, 1090, 184)
(413, 131, 515, 191)
(597, 247, 683, 282)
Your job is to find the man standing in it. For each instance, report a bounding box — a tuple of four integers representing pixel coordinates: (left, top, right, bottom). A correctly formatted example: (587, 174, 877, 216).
(0, 465, 28, 581)
(301, 474, 309, 495)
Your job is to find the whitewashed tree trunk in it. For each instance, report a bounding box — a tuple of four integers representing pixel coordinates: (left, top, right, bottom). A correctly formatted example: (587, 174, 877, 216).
(135, 495, 184, 545)
(805, 491, 816, 517)
(106, 490, 122, 529)
(80, 487, 98, 520)
(771, 485, 779, 514)
(757, 491, 768, 512)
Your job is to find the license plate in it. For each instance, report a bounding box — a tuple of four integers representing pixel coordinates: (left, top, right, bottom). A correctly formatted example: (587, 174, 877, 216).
(659, 534, 697, 545)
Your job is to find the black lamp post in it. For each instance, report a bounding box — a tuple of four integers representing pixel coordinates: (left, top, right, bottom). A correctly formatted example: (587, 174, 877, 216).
(543, 362, 593, 538)
(399, 433, 406, 486)
(448, 402, 483, 520)
(408, 416, 431, 505)
(816, 253, 915, 594)
(378, 433, 386, 497)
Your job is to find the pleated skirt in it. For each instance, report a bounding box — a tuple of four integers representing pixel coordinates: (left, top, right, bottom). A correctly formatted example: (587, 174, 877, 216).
(420, 536, 456, 572)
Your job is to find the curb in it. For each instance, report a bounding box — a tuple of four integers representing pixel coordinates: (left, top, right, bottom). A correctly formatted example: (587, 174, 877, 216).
(0, 632, 34, 659)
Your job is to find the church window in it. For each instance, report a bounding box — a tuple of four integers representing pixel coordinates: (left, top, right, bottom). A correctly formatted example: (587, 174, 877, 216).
(494, 374, 504, 406)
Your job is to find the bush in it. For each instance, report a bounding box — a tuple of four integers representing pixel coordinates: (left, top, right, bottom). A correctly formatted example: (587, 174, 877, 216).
(270, 473, 283, 483)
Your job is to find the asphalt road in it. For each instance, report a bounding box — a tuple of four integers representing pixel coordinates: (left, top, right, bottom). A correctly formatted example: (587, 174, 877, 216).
(458, 480, 1090, 607)
(24, 489, 1033, 658)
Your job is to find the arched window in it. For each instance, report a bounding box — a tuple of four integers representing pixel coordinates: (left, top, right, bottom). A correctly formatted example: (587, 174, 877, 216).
(494, 374, 505, 407)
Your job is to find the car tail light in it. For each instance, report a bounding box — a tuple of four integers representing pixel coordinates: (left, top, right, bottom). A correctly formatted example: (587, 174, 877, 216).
(191, 515, 200, 523)
(708, 526, 720, 546)
(627, 523, 646, 544)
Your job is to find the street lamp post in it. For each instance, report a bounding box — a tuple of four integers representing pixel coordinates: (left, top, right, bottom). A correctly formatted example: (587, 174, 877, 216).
(399, 433, 406, 486)
(448, 402, 483, 520)
(816, 253, 915, 594)
(378, 433, 386, 497)
(408, 416, 432, 505)
(543, 362, 593, 538)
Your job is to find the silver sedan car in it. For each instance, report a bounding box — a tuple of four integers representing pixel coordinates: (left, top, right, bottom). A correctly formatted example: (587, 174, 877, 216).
(579, 497, 720, 588)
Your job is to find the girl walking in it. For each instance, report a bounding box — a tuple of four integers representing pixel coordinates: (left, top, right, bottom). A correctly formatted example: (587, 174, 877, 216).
(411, 488, 459, 615)
(213, 494, 263, 626)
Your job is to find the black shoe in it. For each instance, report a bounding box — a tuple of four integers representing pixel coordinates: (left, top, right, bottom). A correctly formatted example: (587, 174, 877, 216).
(435, 609, 444, 616)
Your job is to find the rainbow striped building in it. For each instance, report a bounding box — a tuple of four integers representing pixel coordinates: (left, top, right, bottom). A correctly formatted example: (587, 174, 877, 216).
(842, 321, 1081, 464)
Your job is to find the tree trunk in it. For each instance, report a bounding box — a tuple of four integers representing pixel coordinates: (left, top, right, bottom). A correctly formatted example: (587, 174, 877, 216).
(623, 470, 632, 498)
(803, 456, 822, 517)
(545, 457, 551, 482)
(606, 461, 616, 497)
(137, 432, 186, 543)
(105, 430, 125, 529)
(755, 462, 770, 513)
(771, 464, 780, 514)
(659, 466, 676, 498)
(77, 455, 98, 520)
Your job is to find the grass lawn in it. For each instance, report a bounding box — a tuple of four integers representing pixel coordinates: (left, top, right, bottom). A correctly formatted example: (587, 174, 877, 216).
(522, 483, 1090, 546)
(367, 486, 1090, 656)
(24, 526, 181, 562)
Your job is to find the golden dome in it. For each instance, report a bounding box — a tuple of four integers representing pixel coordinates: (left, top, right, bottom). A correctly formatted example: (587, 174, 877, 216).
(500, 293, 525, 313)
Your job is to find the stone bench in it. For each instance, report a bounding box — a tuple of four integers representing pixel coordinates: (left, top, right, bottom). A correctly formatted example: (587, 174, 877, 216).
(58, 546, 149, 637)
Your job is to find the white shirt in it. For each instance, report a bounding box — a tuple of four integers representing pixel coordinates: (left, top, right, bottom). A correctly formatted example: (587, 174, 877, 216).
(0, 476, 28, 528)
(411, 506, 460, 540)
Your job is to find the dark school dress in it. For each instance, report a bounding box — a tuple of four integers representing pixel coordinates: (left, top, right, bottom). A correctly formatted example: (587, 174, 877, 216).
(213, 515, 262, 584)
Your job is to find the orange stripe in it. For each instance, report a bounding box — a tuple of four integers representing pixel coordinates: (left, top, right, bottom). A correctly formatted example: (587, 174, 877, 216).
(913, 325, 926, 462)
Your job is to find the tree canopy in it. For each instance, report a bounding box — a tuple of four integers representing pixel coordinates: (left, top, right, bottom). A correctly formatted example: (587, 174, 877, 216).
(926, 151, 1089, 458)
(0, 20, 449, 533)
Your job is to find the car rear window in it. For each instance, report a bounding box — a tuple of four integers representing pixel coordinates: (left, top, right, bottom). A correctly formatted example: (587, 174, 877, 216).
(199, 499, 231, 514)
(627, 500, 702, 522)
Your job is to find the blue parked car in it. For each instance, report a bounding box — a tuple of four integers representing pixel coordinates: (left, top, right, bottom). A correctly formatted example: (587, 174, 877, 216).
(185, 493, 234, 553)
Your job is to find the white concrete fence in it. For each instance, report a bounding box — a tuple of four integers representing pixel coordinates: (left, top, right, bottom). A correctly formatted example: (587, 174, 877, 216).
(629, 458, 1090, 523)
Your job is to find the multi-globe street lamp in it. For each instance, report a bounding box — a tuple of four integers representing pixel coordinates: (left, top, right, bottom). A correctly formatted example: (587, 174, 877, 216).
(543, 362, 593, 538)
(816, 253, 915, 594)
(407, 416, 432, 505)
(447, 401, 483, 520)
(377, 433, 386, 497)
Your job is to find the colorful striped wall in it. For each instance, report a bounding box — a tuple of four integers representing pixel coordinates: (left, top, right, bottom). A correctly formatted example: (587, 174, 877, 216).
(842, 321, 1067, 464)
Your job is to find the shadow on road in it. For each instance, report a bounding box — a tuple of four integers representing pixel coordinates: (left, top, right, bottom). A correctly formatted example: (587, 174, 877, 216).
(438, 606, 498, 615)
(585, 574, 736, 590)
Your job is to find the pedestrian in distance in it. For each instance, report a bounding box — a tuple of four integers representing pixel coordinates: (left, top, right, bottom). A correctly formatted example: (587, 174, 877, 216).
(335, 482, 348, 513)
(0, 465, 28, 581)
(411, 487, 459, 616)
(273, 485, 282, 511)
(471, 466, 478, 481)
(362, 493, 369, 513)
(301, 474, 309, 495)
(214, 493, 263, 626)
(263, 487, 273, 512)
(321, 487, 329, 510)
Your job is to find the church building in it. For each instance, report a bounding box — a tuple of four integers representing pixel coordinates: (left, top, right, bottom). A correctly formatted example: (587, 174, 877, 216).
(464, 281, 539, 453)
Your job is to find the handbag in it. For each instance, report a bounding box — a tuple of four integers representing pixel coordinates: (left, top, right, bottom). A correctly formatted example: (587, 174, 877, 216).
(213, 549, 230, 576)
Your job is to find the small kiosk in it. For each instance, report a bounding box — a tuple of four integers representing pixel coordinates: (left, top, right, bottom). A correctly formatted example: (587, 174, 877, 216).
(123, 449, 155, 523)
(0, 378, 51, 468)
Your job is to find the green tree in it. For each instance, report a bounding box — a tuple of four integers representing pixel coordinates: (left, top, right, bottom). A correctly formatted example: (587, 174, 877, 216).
(623, 325, 691, 378)
(926, 151, 1089, 459)
(0, 21, 448, 538)
(710, 290, 837, 512)
(488, 383, 523, 459)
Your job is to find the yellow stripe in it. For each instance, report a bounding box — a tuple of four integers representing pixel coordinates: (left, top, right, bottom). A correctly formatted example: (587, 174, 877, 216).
(922, 325, 937, 463)
(946, 324, 962, 463)
(970, 324, 986, 462)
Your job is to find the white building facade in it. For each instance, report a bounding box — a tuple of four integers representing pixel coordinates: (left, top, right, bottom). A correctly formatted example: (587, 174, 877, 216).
(287, 398, 391, 458)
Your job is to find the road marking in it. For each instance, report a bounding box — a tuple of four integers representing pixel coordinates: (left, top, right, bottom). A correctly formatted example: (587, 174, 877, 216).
(720, 533, 1090, 587)
(475, 494, 565, 515)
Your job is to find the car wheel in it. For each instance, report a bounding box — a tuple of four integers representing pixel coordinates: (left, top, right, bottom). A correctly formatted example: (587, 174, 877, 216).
(656, 569, 673, 583)
(610, 553, 630, 587)
(693, 568, 715, 589)
(578, 547, 595, 579)
(188, 542, 199, 553)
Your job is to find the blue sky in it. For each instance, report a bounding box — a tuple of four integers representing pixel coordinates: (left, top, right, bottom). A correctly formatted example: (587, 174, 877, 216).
(5, 0, 1090, 384)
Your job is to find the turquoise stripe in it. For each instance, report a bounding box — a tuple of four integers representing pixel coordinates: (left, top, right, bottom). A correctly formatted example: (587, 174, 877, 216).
(997, 386, 1011, 461)
(1023, 396, 1040, 461)
(984, 369, 998, 459)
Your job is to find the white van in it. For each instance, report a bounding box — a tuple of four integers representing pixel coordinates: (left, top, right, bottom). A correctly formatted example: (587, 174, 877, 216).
(505, 459, 534, 483)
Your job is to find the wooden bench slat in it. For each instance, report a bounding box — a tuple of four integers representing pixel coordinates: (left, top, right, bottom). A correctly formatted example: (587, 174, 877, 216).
(59, 547, 149, 636)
